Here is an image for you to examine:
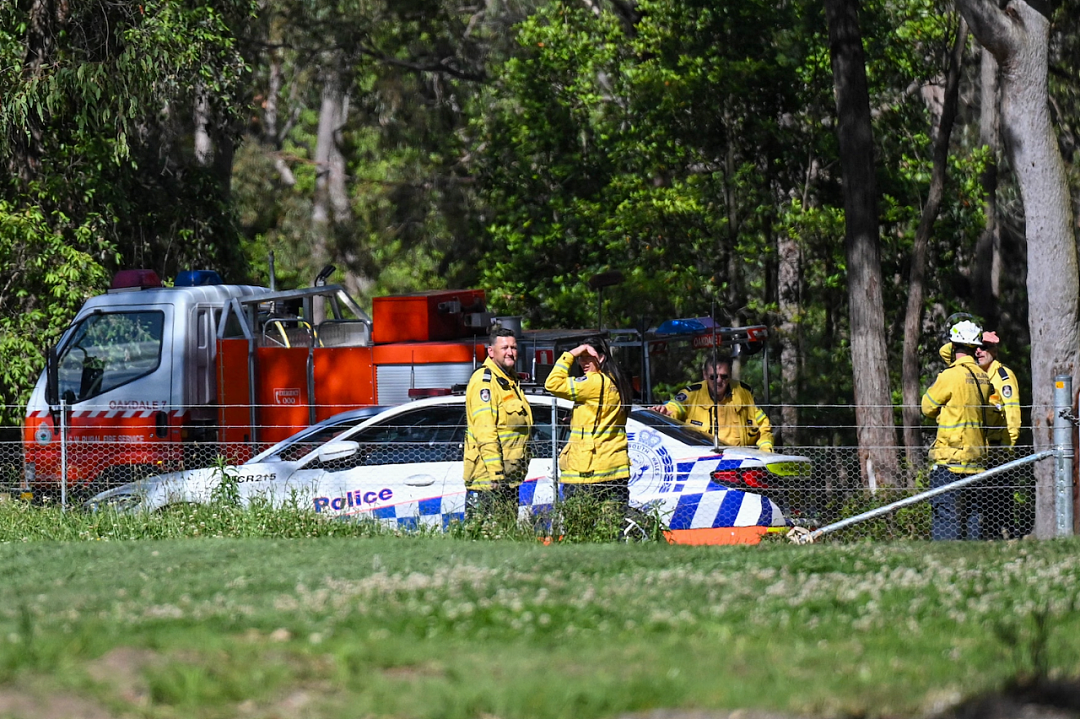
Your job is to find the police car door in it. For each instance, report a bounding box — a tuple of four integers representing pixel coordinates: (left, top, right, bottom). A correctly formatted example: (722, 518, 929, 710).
(305, 405, 466, 529)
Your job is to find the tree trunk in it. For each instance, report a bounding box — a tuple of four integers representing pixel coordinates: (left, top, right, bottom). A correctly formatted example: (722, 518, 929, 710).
(16, 0, 71, 181)
(312, 63, 349, 230)
(778, 225, 801, 447)
(265, 49, 297, 186)
(723, 111, 746, 329)
(900, 20, 967, 473)
(194, 84, 214, 167)
(823, 0, 899, 487)
(311, 60, 352, 319)
(972, 47, 1002, 325)
(956, 0, 1080, 538)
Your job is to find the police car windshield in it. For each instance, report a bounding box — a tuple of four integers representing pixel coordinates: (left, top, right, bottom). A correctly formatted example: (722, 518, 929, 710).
(630, 409, 718, 447)
(247, 407, 387, 463)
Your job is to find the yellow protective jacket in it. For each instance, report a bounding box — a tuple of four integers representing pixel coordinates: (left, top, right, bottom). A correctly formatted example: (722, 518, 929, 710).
(921, 354, 1005, 473)
(663, 381, 774, 450)
(985, 358, 1021, 446)
(544, 351, 630, 484)
(463, 358, 533, 490)
(937, 343, 1011, 448)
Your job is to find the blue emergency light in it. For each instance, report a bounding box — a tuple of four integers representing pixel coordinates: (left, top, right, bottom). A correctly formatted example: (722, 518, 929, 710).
(175, 270, 224, 287)
(654, 317, 712, 335)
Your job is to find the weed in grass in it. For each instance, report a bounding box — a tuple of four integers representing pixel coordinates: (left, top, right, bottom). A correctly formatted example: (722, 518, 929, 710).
(146, 658, 290, 708)
(208, 456, 240, 507)
(445, 491, 666, 544)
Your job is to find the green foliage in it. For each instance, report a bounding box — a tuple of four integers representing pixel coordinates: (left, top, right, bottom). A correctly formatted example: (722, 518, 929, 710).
(823, 491, 933, 542)
(0, 201, 110, 414)
(233, 0, 502, 301)
(476, 0, 811, 329)
(0, 0, 256, 418)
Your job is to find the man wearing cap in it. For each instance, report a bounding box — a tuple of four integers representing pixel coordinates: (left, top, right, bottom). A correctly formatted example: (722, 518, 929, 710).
(975, 331, 1021, 447)
(922, 319, 1004, 540)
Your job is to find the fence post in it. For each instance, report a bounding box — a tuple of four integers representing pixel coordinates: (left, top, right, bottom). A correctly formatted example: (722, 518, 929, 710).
(551, 395, 559, 507)
(59, 398, 68, 512)
(1054, 374, 1074, 537)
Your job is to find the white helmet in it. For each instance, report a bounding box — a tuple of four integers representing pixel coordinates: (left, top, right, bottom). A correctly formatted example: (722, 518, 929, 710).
(949, 319, 983, 346)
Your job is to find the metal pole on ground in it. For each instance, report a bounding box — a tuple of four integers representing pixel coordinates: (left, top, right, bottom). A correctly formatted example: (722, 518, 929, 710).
(1054, 374, 1074, 537)
(550, 394, 561, 539)
(551, 395, 559, 506)
(789, 450, 1056, 543)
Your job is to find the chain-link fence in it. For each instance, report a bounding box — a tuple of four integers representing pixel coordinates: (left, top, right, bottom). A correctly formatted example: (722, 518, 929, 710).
(3, 389, 1076, 543)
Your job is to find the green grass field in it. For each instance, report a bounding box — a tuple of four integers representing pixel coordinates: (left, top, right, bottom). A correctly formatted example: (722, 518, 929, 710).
(2, 501, 1080, 718)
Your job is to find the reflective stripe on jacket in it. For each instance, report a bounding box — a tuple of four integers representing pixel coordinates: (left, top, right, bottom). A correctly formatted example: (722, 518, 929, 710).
(463, 358, 533, 490)
(544, 351, 630, 484)
(663, 381, 774, 450)
(921, 355, 1003, 473)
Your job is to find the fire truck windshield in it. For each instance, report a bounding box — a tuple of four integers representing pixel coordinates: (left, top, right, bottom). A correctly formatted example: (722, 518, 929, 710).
(56, 311, 165, 404)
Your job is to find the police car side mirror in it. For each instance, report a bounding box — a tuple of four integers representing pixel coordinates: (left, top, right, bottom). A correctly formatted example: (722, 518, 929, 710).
(317, 441, 359, 463)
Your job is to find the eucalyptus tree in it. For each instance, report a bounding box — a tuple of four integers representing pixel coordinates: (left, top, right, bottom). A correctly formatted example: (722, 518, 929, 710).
(899, 18, 967, 465)
(476, 0, 812, 336)
(822, 0, 898, 484)
(955, 0, 1080, 538)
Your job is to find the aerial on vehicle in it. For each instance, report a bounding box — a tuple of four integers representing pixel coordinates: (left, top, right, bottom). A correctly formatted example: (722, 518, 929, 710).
(88, 395, 811, 545)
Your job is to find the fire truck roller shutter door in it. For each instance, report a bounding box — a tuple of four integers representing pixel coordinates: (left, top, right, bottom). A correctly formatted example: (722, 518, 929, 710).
(376, 364, 477, 405)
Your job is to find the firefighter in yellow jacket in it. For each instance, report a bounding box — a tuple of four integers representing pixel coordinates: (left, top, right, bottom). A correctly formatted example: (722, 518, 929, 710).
(544, 337, 633, 508)
(976, 330, 1021, 537)
(652, 356, 774, 451)
(922, 320, 1005, 540)
(975, 331, 1021, 446)
(464, 326, 533, 518)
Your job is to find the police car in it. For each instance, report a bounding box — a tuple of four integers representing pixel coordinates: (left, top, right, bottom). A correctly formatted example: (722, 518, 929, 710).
(87, 395, 811, 544)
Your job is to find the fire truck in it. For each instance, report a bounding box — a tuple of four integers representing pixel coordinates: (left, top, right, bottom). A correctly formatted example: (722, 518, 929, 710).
(23, 268, 768, 495)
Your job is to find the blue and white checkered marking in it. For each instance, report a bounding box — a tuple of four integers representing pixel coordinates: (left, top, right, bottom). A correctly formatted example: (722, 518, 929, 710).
(336, 450, 790, 531)
(339, 492, 466, 530)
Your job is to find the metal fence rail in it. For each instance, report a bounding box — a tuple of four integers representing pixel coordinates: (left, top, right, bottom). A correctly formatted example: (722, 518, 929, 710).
(1, 378, 1075, 543)
(789, 450, 1056, 543)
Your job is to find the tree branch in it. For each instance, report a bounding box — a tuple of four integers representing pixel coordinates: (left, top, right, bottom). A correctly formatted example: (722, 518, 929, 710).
(953, 0, 1016, 61)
